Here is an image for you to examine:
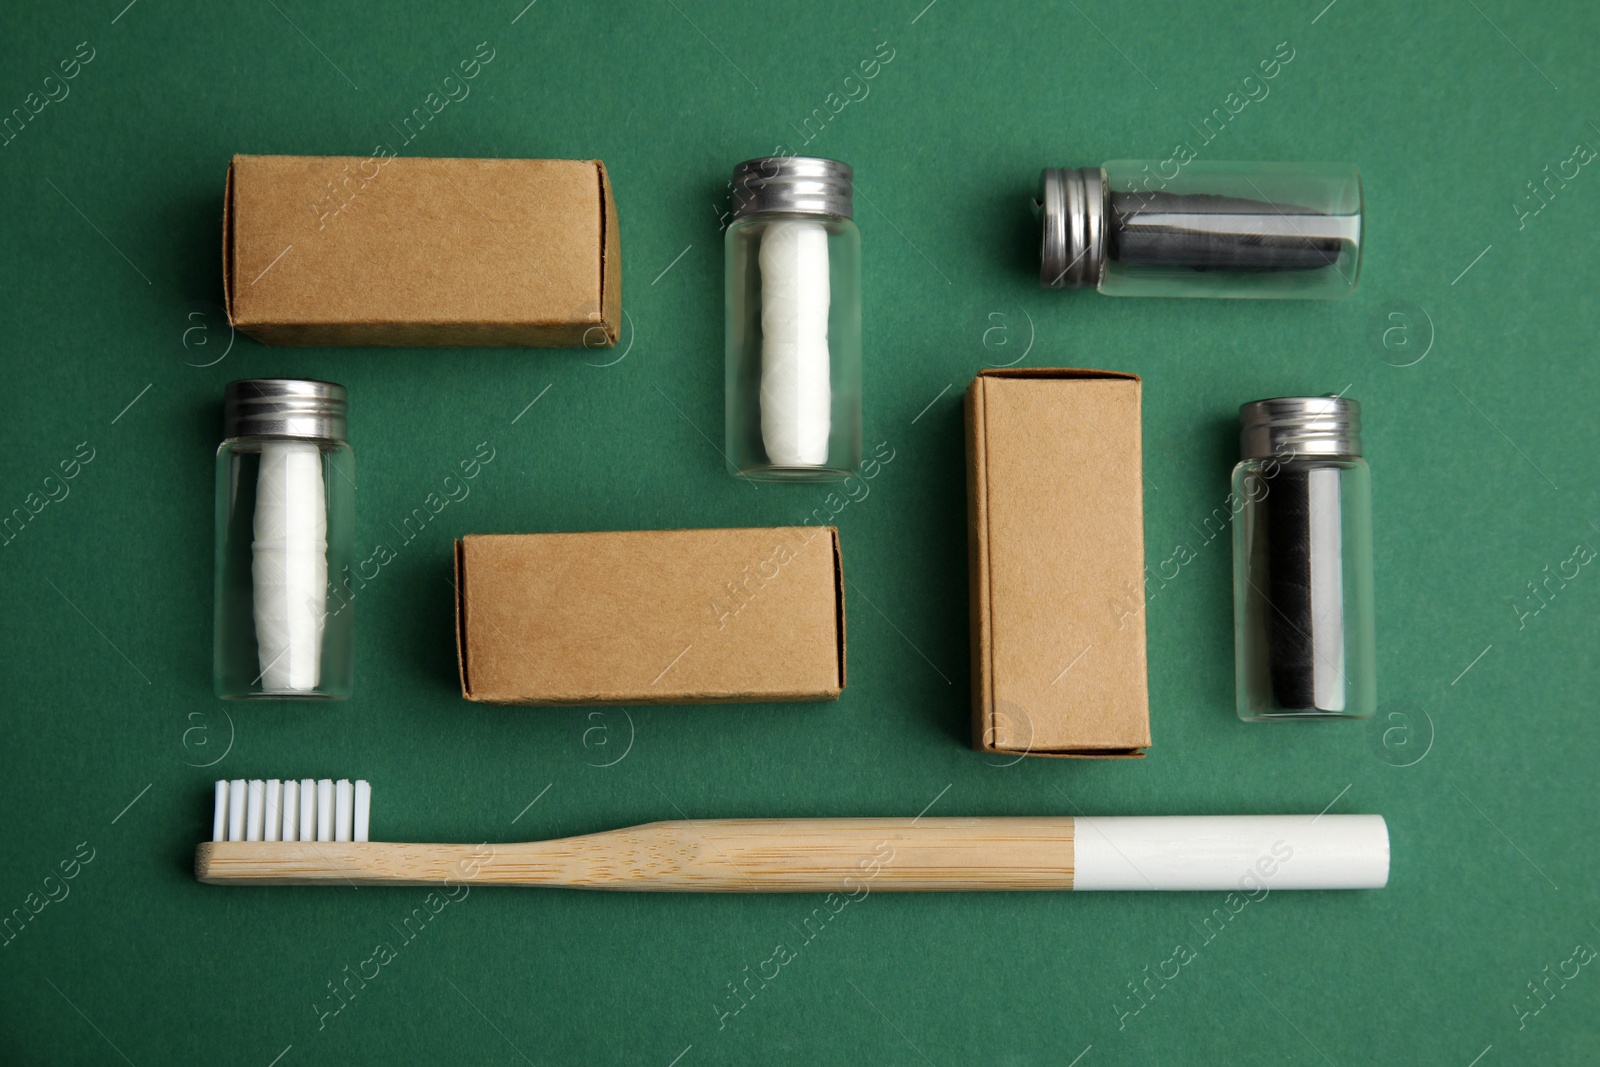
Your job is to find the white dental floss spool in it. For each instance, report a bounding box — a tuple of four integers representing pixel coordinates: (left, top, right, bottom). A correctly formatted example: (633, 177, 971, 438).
(252, 440, 327, 692)
(759, 218, 832, 466)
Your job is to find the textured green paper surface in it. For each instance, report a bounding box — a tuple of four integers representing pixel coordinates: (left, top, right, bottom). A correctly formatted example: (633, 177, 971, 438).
(2, 1, 1597, 1063)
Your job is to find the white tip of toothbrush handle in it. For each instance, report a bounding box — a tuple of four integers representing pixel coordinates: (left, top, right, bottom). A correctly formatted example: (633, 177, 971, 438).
(1071, 815, 1389, 891)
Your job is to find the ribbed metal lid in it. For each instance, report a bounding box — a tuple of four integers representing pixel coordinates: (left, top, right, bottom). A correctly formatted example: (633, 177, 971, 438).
(223, 379, 347, 440)
(1239, 396, 1361, 459)
(730, 156, 853, 220)
(1038, 166, 1105, 289)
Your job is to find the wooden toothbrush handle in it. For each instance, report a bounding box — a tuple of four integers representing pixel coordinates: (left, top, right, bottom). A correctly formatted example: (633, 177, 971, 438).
(197, 818, 1077, 890)
(196, 840, 498, 886)
(605, 817, 1077, 892)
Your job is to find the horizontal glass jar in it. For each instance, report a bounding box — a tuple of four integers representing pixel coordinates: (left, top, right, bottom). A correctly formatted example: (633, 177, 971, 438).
(1039, 161, 1363, 299)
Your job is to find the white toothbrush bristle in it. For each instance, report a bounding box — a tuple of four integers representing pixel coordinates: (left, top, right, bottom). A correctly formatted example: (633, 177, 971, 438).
(299, 779, 315, 841)
(316, 780, 333, 842)
(227, 779, 246, 842)
(212, 781, 228, 842)
(245, 780, 265, 841)
(353, 780, 371, 842)
(335, 779, 353, 842)
(264, 779, 282, 842)
(211, 778, 373, 845)
(280, 779, 299, 842)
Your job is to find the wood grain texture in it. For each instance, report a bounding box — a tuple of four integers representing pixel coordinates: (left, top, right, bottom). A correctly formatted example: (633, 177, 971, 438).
(196, 817, 1076, 891)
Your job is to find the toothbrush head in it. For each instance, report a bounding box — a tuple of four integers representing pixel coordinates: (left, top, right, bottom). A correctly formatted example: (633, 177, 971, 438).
(212, 778, 370, 843)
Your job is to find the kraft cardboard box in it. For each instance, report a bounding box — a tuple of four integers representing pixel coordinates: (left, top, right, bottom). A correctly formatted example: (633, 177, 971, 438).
(456, 527, 845, 705)
(965, 369, 1150, 757)
(224, 154, 620, 346)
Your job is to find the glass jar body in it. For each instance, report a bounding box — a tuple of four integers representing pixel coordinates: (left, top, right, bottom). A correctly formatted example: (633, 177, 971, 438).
(725, 212, 862, 481)
(214, 436, 355, 699)
(1232, 455, 1374, 720)
(1099, 160, 1362, 299)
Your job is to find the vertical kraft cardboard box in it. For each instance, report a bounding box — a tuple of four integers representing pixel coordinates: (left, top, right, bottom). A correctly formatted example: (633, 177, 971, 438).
(966, 369, 1150, 757)
(455, 527, 846, 705)
(224, 155, 620, 346)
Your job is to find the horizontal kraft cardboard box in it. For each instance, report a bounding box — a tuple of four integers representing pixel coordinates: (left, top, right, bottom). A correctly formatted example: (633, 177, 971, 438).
(456, 527, 845, 705)
(966, 369, 1150, 757)
(224, 154, 620, 346)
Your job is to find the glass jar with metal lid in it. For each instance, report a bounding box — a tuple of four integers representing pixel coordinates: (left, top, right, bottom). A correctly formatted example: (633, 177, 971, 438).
(1038, 161, 1362, 299)
(725, 156, 862, 481)
(214, 379, 354, 699)
(1232, 395, 1375, 720)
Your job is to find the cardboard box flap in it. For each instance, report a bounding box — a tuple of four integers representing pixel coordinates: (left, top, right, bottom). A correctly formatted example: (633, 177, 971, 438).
(598, 161, 621, 344)
(221, 162, 236, 317)
(977, 367, 1141, 383)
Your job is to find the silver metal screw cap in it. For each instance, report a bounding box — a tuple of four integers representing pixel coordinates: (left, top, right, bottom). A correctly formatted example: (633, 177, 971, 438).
(223, 379, 348, 441)
(1239, 396, 1362, 459)
(730, 156, 853, 220)
(1038, 166, 1106, 289)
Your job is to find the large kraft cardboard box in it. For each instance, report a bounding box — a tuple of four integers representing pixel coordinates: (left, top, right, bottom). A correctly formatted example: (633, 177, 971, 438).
(225, 154, 620, 346)
(456, 528, 845, 705)
(966, 369, 1150, 757)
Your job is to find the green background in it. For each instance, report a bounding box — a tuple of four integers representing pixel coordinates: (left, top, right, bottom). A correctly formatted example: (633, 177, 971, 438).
(2, 0, 1596, 1063)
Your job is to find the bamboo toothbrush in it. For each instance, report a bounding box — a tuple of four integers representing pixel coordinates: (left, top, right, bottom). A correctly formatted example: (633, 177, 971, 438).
(197, 779, 1389, 891)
